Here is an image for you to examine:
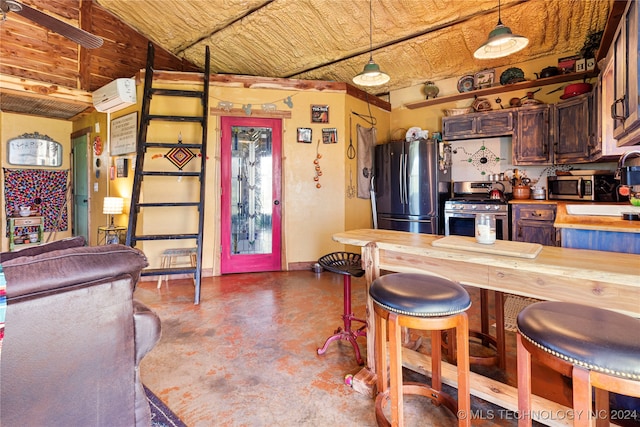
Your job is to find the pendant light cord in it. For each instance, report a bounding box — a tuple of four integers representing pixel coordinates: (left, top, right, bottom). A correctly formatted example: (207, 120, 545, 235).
(368, 0, 373, 60)
(497, 0, 503, 25)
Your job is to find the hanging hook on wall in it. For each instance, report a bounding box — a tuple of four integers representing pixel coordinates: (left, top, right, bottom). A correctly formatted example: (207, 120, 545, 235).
(347, 115, 356, 159)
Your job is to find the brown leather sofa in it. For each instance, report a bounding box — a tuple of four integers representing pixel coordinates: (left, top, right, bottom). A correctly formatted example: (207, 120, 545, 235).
(0, 237, 161, 427)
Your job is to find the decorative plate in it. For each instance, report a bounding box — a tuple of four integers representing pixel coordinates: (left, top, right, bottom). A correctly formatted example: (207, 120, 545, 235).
(500, 67, 525, 85)
(457, 75, 475, 93)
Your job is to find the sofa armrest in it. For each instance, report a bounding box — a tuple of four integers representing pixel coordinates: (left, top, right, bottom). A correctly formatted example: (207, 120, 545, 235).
(133, 300, 161, 364)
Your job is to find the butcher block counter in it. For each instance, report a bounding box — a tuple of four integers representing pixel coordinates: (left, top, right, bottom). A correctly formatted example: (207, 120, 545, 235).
(553, 202, 640, 233)
(333, 229, 640, 426)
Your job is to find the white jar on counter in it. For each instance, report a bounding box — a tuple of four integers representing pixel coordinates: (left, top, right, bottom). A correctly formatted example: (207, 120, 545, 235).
(475, 213, 496, 245)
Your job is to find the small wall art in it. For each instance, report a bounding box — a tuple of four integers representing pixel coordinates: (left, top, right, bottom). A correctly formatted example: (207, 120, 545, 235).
(311, 105, 329, 123)
(322, 128, 338, 144)
(115, 157, 129, 178)
(474, 69, 495, 89)
(297, 127, 312, 143)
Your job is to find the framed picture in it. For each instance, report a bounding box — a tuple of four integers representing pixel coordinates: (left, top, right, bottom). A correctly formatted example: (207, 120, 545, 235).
(311, 105, 329, 123)
(116, 157, 129, 178)
(297, 127, 312, 143)
(474, 69, 495, 90)
(110, 112, 138, 155)
(322, 128, 338, 144)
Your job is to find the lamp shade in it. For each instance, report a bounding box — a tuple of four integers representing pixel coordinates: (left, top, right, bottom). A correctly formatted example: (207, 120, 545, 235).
(103, 197, 124, 215)
(474, 23, 529, 59)
(353, 59, 390, 87)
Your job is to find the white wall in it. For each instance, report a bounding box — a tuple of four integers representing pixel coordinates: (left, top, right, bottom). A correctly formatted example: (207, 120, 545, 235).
(449, 136, 618, 190)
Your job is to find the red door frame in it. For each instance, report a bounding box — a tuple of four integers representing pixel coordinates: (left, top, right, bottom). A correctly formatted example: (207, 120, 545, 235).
(220, 116, 282, 274)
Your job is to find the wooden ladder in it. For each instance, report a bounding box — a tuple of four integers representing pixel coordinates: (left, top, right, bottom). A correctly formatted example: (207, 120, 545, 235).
(126, 42, 210, 304)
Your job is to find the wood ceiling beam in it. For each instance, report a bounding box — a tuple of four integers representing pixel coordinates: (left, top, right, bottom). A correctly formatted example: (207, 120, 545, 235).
(0, 74, 92, 105)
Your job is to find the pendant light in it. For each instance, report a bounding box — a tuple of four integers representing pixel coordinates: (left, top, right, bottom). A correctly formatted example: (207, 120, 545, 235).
(353, 0, 390, 86)
(474, 0, 529, 59)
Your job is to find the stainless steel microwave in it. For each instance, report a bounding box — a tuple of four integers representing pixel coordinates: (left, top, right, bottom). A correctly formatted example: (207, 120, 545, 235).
(547, 172, 623, 201)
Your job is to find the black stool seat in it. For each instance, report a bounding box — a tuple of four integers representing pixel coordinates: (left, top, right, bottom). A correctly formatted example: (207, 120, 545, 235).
(370, 273, 471, 317)
(517, 301, 640, 380)
(318, 252, 364, 277)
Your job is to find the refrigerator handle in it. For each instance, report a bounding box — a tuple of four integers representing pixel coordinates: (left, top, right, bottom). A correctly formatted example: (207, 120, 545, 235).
(404, 153, 408, 205)
(398, 153, 404, 204)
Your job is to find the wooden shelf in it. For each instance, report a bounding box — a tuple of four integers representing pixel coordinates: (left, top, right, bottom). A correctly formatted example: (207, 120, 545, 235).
(404, 72, 597, 110)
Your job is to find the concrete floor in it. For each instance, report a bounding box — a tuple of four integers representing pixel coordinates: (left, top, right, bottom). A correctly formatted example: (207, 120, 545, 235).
(134, 270, 546, 427)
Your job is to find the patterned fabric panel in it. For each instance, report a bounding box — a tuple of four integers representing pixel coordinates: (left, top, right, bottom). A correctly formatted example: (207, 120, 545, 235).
(3, 168, 69, 232)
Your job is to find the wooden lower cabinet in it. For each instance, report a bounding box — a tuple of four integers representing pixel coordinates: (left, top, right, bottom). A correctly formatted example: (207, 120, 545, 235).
(511, 203, 559, 246)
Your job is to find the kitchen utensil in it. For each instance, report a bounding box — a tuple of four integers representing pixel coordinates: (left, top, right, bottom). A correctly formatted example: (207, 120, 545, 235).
(534, 66, 560, 79)
(424, 81, 439, 99)
(489, 182, 505, 201)
(531, 187, 546, 200)
(509, 97, 522, 107)
(559, 82, 593, 99)
(444, 107, 473, 116)
(472, 97, 492, 112)
(513, 185, 531, 199)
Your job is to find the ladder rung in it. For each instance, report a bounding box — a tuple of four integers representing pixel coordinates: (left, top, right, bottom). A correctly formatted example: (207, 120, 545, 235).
(136, 202, 201, 208)
(147, 115, 203, 123)
(150, 88, 204, 98)
(134, 234, 199, 241)
(141, 171, 201, 177)
(142, 267, 197, 276)
(143, 142, 202, 149)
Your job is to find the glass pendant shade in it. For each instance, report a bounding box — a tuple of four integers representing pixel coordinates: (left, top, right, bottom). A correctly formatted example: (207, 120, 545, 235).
(474, 23, 529, 59)
(353, 59, 390, 86)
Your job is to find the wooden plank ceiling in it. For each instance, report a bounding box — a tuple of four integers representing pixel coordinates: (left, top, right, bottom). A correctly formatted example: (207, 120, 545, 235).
(0, 0, 611, 120)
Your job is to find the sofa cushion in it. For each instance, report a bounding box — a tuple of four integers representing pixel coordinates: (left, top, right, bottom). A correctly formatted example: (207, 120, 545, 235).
(0, 236, 86, 263)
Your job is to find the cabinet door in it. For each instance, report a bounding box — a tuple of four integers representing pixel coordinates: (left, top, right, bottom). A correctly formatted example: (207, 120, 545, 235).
(612, 0, 640, 142)
(597, 50, 628, 158)
(514, 221, 558, 246)
(442, 115, 476, 140)
(511, 204, 558, 246)
(513, 105, 551, 165)
(555, 94, 591, 164)
(476, 112, 513, 136)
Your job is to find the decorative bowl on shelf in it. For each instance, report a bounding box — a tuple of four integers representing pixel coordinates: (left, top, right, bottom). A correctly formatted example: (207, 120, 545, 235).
(19, 206, 31, 217)
(444, 107, 473, 116)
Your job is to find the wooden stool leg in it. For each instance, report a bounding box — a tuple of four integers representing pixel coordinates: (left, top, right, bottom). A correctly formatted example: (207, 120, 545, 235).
(431, 329, 442, 391)
(389, 313, 403, 426)
(375, 309, 388, 395)
(517, 333, 533, 427)
(456, 313, 470, 427)
(594, 387, 609, 427)
(572, 366, 592, 427)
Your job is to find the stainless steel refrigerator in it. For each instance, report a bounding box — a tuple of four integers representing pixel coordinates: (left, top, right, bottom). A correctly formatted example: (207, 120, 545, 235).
(373, 139, 450, 235)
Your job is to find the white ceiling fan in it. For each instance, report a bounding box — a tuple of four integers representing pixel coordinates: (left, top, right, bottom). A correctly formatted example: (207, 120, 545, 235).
(0, 0, 103, 49)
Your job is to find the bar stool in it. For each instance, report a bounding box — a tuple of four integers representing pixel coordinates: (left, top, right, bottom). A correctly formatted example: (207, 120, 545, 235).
(517, 301, 640, 427)
(370, 273, 471, 427)
(316, 252, 367, 365)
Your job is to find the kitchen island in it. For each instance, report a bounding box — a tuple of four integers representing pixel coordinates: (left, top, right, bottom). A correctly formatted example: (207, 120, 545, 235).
(333, 229, 640, 426)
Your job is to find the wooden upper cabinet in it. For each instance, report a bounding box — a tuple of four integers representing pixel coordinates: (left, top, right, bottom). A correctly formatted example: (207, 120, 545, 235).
(513, 105, 552, 165)
(554, 94, 592, 164)
(442, 111, 512, 140)
(611, 0, 640, 145)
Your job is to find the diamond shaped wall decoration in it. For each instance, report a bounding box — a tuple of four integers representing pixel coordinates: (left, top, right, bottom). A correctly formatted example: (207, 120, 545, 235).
(166, 145, 196, 170)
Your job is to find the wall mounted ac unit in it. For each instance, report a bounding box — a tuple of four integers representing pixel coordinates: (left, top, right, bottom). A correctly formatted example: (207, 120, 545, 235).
(92, 78, 137, 112)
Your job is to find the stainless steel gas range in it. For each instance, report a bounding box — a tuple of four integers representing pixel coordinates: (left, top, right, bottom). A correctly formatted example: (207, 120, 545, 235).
(444, 181, 512, 240)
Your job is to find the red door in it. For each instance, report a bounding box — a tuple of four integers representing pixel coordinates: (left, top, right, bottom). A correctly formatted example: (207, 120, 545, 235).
(220, 117, 282, 274)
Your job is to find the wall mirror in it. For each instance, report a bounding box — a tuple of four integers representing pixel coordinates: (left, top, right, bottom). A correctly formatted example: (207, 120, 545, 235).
(7, 132, 63, 167)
